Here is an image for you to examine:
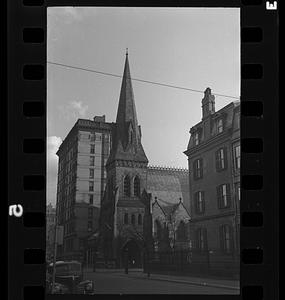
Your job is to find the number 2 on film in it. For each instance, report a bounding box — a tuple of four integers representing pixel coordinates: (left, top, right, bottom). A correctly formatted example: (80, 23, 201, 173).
(9, 205, 23, 217)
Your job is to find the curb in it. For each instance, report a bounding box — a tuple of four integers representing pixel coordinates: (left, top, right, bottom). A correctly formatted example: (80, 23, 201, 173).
(128, 275, 239, 291)
(84, 270, 239, 291)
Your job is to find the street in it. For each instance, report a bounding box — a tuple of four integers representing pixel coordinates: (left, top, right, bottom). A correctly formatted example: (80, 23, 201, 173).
(83, 269, 240, 294)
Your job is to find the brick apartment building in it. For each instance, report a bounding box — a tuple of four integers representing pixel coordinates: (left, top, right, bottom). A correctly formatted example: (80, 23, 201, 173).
(184, 88, 240, 267)
(55, 116, 112, 260)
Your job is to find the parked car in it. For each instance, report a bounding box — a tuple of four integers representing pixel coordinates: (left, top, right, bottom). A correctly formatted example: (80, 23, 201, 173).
(46, 261, 95, 294)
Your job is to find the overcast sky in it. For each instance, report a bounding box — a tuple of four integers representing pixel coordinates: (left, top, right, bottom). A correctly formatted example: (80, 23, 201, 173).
(47, 7, 240, 206)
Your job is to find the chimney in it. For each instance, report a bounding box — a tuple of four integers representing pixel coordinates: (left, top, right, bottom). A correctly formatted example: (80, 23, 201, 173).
(201, 87, 215, 119)
(93, 115, 106, 123)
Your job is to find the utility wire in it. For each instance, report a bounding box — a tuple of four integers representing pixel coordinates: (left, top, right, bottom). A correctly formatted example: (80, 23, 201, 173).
(47, 61, 240, 100)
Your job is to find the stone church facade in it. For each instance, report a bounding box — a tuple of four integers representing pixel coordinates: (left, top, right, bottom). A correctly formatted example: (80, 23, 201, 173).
(98, 53, 190, 267)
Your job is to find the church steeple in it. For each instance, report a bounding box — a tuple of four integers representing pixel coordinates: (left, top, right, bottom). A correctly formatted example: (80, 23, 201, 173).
(108, 52, 148, 164)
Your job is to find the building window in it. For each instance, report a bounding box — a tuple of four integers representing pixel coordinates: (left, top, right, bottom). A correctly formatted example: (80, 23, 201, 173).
(154, 220, 162, 240)
(89, 169, 94, 179)
(235, 183, 240, 211)
(217, 184, 231, 208)
(237, 185, 240, 201)
(88, 221, 92, 231)
(177, 221, 187, 240)
(193, 159, 203, 180)
(234, 145, 240, 170)
(88, 208, 93, 219)
(220, 224, 233, 253)
(194, 132, 200, 146)
(89, 194, 93, 204)
(216, 148, 227, 171)
(124, 213, 129, 225)
(134, 176, 140, 196)
(131, 214, 135, 225)
(90, 133, 95, 142)
(123, 175, 131, 197)
(89, 181, 94, 192)
(90, 156, 95, 166)
(196, 228, 207, 251)
(217, 118, 224, 133)
(138, 214, 142, 225)
(90, 144, 95, 154)
(195, 191, 205, 214)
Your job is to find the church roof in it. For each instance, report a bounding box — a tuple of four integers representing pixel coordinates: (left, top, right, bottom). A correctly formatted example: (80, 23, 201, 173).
(152, 197, 190, 220)
(147, 166, 190, 211)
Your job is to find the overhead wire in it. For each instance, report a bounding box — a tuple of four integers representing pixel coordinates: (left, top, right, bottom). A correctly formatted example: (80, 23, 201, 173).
(47, 61, 240, 100)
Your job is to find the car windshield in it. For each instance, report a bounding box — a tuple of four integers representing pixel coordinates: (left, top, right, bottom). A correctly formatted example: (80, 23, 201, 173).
(47, 262, 81, 275)
(56, 264, 70, 272)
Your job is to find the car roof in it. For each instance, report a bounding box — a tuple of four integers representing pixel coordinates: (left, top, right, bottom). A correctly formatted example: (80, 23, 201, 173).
(49, 260, 81, 267)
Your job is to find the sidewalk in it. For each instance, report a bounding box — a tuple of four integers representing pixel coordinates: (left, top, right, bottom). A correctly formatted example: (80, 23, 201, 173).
(84, 268, 239, 291)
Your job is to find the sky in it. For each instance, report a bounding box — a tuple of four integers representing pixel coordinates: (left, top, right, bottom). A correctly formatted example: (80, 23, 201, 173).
(47, 7, 240, 206)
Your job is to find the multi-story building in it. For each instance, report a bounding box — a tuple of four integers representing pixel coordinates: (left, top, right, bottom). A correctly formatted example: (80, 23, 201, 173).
(184, 88, 240, 268)
(54, 53, 190, 264)
(46, 203, 56, 260)
(55, 116, 112, 260)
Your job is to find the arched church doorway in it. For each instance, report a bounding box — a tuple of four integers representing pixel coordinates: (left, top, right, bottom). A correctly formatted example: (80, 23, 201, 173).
(121, 239, 142, 268)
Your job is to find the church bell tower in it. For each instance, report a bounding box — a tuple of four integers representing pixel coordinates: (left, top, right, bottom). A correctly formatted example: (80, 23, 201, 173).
(101, 51, 149, 264)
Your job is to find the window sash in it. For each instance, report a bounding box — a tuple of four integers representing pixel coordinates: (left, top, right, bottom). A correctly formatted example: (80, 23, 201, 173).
(124, 176, 131, 196)
(90, 144, 95, 154)
(197, 228, 207, 250)
(235, 146, 241, 169)
(194, 132, 199, 145)
(134, 177, 140, 196)
(195, 191, 204, 213)
(194, 159, 203, 179)
(217, 119, 223, 133)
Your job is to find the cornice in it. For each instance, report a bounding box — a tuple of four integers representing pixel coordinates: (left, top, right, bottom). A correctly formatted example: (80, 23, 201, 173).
(106, 159, 148, 170)
(184, 130, 233, 157)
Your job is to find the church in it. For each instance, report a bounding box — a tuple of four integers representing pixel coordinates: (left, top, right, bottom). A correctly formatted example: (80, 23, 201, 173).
(98, 52, 190, 267)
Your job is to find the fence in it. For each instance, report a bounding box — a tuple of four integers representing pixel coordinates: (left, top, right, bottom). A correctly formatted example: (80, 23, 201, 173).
(144, 249, 239, 279)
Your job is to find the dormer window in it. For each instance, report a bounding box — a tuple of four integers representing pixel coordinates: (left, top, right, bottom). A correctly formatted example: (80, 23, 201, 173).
(194, 132, 199, 146)
(217, 119, 224, 133)
(193, 128, 202, 146)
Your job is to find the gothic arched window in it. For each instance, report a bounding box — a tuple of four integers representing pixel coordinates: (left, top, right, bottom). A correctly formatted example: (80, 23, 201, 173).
(134, 176, 140, 197)
(124, 213, 129, 225)
(123, 175, 131, 197)
(154, 219, 162, 240)
(138, 214, 142, 225)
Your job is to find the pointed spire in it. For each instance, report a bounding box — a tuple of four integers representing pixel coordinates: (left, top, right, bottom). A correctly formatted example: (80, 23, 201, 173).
(115, 52, 140, 148)
(107, 53, 148, 164)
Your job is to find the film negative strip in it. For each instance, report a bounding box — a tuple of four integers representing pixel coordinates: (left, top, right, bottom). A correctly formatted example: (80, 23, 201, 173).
(7, 0, 278, 299)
